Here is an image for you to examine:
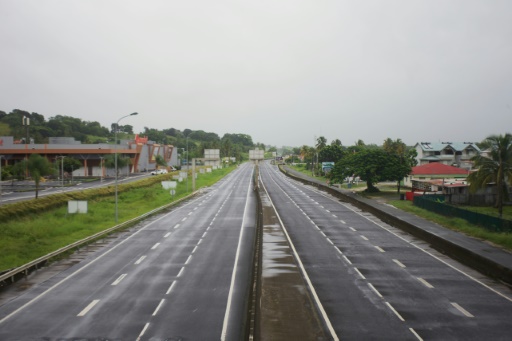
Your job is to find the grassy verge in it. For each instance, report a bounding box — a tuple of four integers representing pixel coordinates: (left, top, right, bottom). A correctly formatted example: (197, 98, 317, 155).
(0, 166, 236, 272)
(390, 199, 512, 251)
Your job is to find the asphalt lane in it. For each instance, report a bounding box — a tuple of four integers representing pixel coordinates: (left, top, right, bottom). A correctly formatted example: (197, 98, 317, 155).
(259, 161, 512, 340)
(0, 163, 257, 340)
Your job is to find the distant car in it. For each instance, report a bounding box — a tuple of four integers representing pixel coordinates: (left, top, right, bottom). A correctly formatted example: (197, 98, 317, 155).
(150, 169, 168, 175)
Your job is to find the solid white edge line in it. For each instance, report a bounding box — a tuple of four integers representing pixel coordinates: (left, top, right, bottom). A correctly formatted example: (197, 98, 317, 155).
(77, 299, 100, 317)
(221, 166, 254, 341)
(259, 169, 340, 341)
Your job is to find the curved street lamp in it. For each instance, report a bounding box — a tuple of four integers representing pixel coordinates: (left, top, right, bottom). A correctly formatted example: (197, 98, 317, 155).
(115, 112, 138, 223)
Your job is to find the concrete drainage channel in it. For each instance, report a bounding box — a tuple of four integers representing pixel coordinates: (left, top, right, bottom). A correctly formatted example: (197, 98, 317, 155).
(249, 180, 329, 340)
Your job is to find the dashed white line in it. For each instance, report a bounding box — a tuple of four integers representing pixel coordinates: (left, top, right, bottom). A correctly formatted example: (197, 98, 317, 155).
(77, 299, 100, 317)
(177, 267, 184, 277)
(339, 220, 346, 224)
(185, 255, 192, 265)
(342, 255, 352, 265)
(409, 328, 423, 341)
(111, 274, 127, 286)
(166, 280, 177, 295)
(134, 255, 146, 265)
(192, 246, 198, 254)
(360, 235, 369, 241)
(164, 232, 171, 238)
(181, 217, 187, 222)
(349, 226, 356, 232)
(368, 283, 383, 298)
(417, 277, 434, 289)
(152, 299, 166, 316)
(136, 322, 150, 341)
(151, 243, 160, 250)
(327, 238, 334, 245)
(393, 259, 406, 268)
(451, 302, 474, 317)
(202, 232, 207, 238)
(354, 267, 366, 279)
(374, 246, 385, 253)
(174, 224, 180, 229)
(386, 302, 405, 321)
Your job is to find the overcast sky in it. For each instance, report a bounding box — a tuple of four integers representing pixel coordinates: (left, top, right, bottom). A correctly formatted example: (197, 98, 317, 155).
(1, 1, 511, 148)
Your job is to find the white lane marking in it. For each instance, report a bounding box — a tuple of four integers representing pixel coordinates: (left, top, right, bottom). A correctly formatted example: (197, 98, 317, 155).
(327, 238, 334, 245)
(393, 259, 406, 268)
(221, 167, 254, 341)
(374, 246, 385, 253)
(77, 299, 100, 317)
(134, 255, 146, 265)
(360, 235, 369, 241)
(181, 217, 187, 222)
(188, 212, 193, 216)
(332, 214, 337, 218)
(174, 224, 180, 229)
(151, 242, 160, 250)
(136, 322, 150, 341)
(386, 302, 405, 321)
(451, 302, 474, 317)
(354, 267, 366, 279)
(343, 255, 352, 265)
(192, 246, 198, 254)
(202, 232, 207, 238)
(349, 226, 356, 232)
(111, 274, 127, 286)
(197, 238, 203, 245)
(185, 255, 192, 265)
(320, 231, 327, 237)
(335, 247, 343, 254)
(177, 267, 184, 277)
(368, 283, 383, 298)
(409, 328, 424, 341)
(152, 299, 166, 316)
(164, 232, 171, 238)
(339, 220, 346, 224)
(417, 277, 434, 289)
(166, 280, 177, 295)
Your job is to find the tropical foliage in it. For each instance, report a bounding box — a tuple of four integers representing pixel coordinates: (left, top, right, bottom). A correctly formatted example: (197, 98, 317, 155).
(467, 133, 512, 217)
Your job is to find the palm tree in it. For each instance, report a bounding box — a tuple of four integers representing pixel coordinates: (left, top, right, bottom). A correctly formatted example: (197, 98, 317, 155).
(467, 133, 512, 217)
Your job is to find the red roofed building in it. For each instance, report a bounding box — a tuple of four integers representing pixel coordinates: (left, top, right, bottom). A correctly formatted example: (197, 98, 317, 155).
(404, 162, 469, 189)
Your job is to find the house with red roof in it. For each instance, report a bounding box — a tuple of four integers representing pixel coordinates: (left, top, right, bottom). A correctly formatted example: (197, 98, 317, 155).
(404, 162, 469, 190)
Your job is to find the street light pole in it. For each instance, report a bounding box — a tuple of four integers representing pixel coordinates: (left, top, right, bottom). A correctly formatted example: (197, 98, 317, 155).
(115, 112, 138, 223)
(186, 137, 189, 193)
(99, 156, 104, 182)
(56, 156, 65, 187)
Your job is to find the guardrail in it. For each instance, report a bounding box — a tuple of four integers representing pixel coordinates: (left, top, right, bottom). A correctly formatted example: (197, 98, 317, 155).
(0, 192, 198, 286)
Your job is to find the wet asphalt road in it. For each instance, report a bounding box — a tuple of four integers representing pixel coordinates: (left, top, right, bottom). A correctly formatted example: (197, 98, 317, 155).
(258, 161, 512, 340)
(0, 163, 257, 340)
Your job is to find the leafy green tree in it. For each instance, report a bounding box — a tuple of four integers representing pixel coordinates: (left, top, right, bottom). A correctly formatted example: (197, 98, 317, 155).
(331, 139, 342, 146)
(329, 148, 410, 192)
(63, 157, 82, 174)
(28, 154, 54, 198)
(316, 136, 327, 150)
(155, 155, 167, 168)
(11, 160, 27, 180)
(382, 138, 417, 193)
(104, 154, 131, 177)
(318, 144, 345, 163)
(468, 133, 512, 217)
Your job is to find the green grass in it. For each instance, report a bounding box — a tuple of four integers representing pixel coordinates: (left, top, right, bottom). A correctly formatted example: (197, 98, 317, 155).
(0, 166, 236, 272)
(390, 199, 512, 251)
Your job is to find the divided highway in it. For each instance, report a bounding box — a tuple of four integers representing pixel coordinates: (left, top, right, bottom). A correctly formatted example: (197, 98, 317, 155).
(1, 161, 511, 340)
(0, 163, 257, 340)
